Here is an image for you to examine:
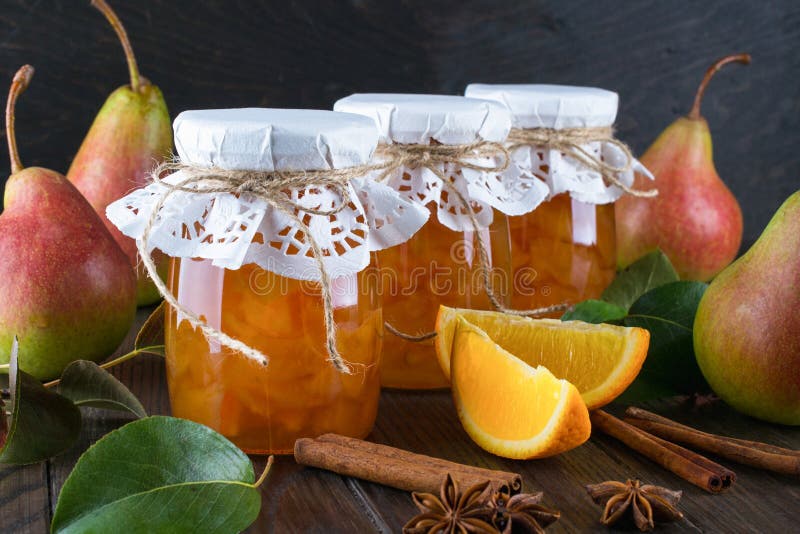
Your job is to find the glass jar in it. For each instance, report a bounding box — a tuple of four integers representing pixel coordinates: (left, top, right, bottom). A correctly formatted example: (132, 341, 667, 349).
(335, 94, 514, 389)
(466, 84, 650, 313)
(165, 259, 382, 454)
(377, 207, 511, 389)
(106, 108, 390, 453)
(508, 194, 615, 314)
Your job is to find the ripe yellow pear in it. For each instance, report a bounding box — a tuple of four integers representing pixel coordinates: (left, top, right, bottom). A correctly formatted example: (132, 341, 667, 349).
(694, 190, 800, 425)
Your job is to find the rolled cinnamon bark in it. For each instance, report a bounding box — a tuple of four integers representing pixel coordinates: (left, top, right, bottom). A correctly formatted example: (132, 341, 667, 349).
(624, 407, 800, 476)
(591, 410, 735, 493)
(295, 434, 521, 494)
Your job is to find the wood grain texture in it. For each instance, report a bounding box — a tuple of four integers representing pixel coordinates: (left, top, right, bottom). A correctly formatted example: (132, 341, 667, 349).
(1, 309, 799, 531)
(0, 462, 50, 533)
(0, 0, 798, 251)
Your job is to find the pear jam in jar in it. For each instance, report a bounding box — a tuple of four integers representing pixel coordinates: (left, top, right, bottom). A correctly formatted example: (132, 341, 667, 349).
(108, 108, 387, 454)
(335, 94, 517, 389)
(466, 85, 652, 313)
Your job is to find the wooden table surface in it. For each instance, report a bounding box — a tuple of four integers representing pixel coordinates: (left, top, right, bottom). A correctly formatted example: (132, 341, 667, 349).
(2, 307, 799, 533)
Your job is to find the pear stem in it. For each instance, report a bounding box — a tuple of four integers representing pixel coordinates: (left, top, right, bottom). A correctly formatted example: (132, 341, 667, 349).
(5, 65, 33, 174)
(91, 0, 142, 92)
(689, 53, 751, 120)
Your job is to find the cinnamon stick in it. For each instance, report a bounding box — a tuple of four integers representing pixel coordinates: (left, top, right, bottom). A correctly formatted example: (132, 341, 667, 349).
(625, 407, 800, 476)
(294, 434, 522, 495)
(591, 410, 735, 493)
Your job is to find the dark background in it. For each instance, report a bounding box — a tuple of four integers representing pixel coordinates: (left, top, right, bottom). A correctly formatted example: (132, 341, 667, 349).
(1, 0, 798, 250)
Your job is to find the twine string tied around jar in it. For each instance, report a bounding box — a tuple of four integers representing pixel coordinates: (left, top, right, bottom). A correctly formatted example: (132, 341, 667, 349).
(371, 141, 571, 343)
(137, 160, 368, 374)
(506, 126, 658, 198)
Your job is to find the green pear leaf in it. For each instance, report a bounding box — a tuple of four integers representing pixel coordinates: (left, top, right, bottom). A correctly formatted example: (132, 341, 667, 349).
(561, 300, 627, 324)
(58, 360, 146, 418)
(602, 250, 679, 310)
(134, 301, 165, 356)
(0, 338, 81, 465)
(620, 281, 710, 400)
(51, 416, 262, 534)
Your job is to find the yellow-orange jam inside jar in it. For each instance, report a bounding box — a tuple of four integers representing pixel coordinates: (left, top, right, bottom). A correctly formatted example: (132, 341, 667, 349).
(466, 84, 652, 314)
(335, 94, 515, 389)
(111, 108, 387, 453)
(165, 259, 382, 454)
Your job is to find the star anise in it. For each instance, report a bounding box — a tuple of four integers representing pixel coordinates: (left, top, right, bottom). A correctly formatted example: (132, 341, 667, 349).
(485, 488, 560, 534)
(403, 474, 496, 534)
(586, 479, 683, 532)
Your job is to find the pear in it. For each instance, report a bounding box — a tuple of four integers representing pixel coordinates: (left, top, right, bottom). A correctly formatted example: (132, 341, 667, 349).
(693, 190, 800, 425)
(0, 65, 136, 380)
(67, 0, 172, 306)
(616, 54, 750, 281)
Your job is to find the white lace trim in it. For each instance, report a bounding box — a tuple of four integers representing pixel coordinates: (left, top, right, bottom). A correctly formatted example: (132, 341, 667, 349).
(371, 155, 550, 232)
(106, 170, 428, 281)
(510, 141, 654, 205)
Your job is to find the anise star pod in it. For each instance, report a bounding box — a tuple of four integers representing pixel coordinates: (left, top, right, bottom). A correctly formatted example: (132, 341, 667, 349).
(586, 479, 683, 532)
(486, 488, 560, 534)
(403, 474, 497, 534)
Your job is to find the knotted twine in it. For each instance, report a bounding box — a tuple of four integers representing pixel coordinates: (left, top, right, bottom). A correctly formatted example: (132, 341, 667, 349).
(137, 161, 363, 374)
(371, 141, 571, 343)
(138, 136, 598, 365)
(506, 126, 658, 198)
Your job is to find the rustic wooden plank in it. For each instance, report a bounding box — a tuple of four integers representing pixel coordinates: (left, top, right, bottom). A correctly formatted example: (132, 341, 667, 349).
(0, 462, 50, 533)
(349, 390, 800, 532)
(355, 391, 700, 532)
(249, 456, 386, 533)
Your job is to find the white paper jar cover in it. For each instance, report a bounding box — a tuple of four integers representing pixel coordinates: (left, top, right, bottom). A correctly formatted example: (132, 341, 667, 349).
(465, 84, 653, 204)
(105, 108, 428, 281)
(334, 94, 548, 232)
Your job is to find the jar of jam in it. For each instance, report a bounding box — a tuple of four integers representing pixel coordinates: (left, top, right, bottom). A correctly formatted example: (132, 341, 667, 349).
(465, 85, 653, 313)
(107, 108, 397, 454)
(335, 94, 522, 389)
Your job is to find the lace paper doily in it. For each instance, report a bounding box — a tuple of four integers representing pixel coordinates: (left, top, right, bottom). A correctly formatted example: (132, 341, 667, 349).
(106, 170, 428, 281)
(371, 155, 550, 232)
(510, 141, 654, 205)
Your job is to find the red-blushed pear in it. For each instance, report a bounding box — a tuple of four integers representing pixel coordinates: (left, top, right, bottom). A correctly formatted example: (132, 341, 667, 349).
(0, 66, 136, 380)
(616, 54, 749, 281)
(67, 0, 172, 306)
(693, 190, 800, 425)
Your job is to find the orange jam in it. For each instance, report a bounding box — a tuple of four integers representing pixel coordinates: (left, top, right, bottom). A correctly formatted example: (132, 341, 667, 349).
(509, 193, 616, 315)
(164, 258, 382, 454)
(377, 206, 511, 389)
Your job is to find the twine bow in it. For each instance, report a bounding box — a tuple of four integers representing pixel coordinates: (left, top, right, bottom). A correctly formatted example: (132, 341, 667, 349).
(137, 160, 364, 374)
(506, 126, 658, 198)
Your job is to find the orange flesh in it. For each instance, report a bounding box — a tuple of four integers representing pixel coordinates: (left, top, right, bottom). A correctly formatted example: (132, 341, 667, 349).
(510, 193, 616, 314)
(164, 258, 382, 454)
(377, 205, 511, 389)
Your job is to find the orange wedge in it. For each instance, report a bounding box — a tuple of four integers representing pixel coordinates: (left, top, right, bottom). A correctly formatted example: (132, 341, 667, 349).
(451, 317, 590, 459)
(436, 306, 650, 410)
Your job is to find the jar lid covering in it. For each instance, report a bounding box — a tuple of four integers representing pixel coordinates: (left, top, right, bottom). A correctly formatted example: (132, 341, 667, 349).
(464, 84, 618, 129)
(106, 108, 428, 280)
(333, 94, 511, 145)
(173, 108, 378, 171)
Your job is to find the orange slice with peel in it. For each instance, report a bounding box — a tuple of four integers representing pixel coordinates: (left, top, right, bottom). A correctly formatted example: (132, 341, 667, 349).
(436, 306, 650, 410)
(451, 316, 591, 459)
